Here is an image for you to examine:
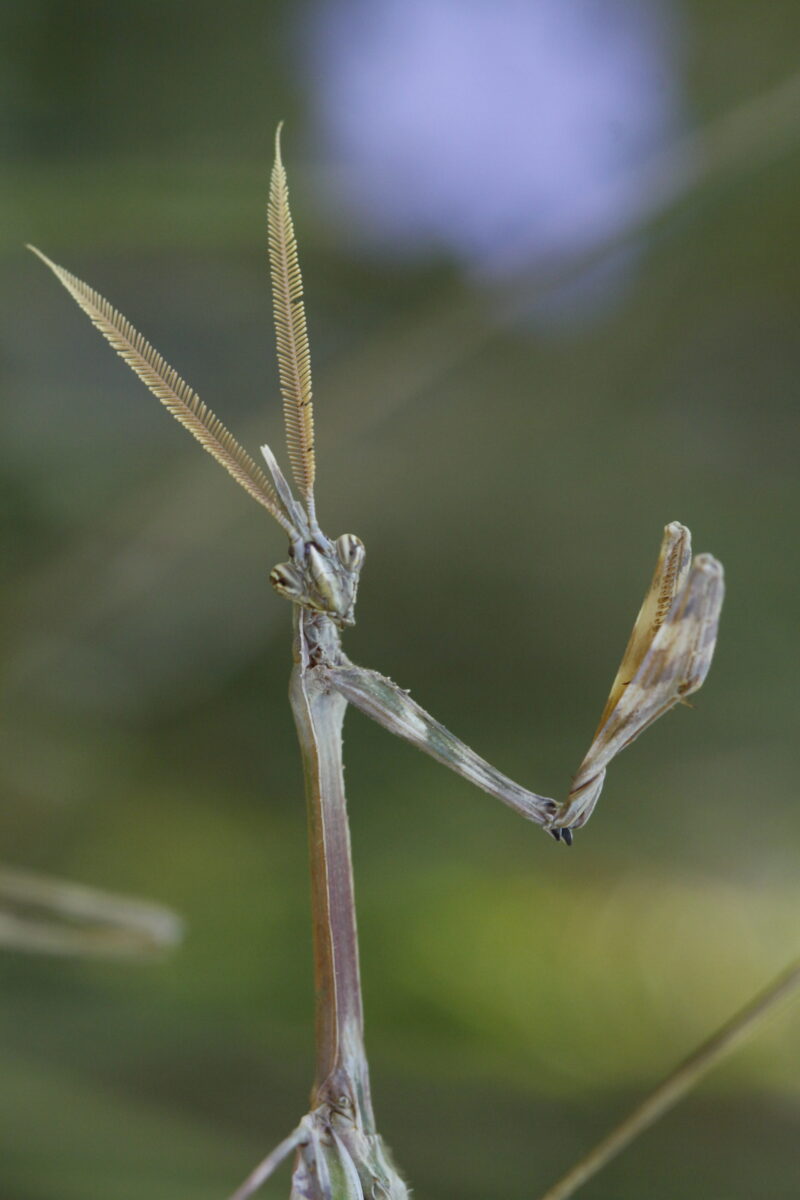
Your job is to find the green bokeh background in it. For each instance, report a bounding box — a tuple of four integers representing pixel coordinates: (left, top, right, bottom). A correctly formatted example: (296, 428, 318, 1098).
(2, 2, 799, 1197)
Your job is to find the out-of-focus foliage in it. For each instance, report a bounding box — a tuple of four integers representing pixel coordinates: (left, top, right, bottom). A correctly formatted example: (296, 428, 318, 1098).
(2, 1, 799, 1196)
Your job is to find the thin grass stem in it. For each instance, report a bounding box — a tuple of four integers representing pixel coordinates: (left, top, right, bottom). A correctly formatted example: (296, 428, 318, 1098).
(537, 958, 800, 1200)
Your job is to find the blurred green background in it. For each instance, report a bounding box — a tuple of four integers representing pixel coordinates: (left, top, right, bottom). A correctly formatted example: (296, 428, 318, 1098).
(2, 1, 799, 1196)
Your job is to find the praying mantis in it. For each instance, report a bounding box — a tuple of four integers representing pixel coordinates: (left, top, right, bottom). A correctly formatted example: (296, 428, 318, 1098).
(30, 127, 724, 1199)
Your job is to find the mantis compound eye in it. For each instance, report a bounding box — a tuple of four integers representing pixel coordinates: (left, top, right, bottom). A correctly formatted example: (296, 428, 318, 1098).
(270, 562, 305, 600)
(335, 534, 365, 572)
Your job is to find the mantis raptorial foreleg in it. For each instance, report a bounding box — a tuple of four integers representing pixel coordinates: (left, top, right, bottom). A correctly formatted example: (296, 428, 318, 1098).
(326, 662, 558, 827)
(327, 522, 723, 844)
(553, 530, 724, 833)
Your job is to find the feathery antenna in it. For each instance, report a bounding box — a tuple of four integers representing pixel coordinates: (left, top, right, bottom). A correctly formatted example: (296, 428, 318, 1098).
(27, 246, 296, 536)
(268, 124, 317, 521)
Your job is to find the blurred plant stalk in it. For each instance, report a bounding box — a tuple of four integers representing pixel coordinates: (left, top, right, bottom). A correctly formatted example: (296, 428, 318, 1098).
(0, 866, 181, 958)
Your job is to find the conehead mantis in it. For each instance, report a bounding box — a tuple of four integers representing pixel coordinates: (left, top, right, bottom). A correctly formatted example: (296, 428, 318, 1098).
(30, 126, 724, 1198)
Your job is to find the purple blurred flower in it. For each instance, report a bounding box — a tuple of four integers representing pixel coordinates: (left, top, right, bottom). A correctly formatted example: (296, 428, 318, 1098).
(305, 0, 684, 293)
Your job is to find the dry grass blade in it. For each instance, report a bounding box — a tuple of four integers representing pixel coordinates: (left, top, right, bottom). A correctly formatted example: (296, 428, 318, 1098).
(27, 245, 293, 532)
(268, 124, 316, 509)
(537, 958, 800, 1200)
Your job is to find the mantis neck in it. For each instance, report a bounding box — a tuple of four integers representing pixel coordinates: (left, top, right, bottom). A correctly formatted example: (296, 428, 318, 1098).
(289, 608, 375, 1131)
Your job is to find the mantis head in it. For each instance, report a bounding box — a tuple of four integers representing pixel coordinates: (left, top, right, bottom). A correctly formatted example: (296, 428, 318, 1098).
(270, 532, 365, 627)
